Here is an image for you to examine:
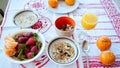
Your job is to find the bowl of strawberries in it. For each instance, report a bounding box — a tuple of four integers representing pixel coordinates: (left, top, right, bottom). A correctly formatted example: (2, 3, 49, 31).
(4, 29, 45, 64)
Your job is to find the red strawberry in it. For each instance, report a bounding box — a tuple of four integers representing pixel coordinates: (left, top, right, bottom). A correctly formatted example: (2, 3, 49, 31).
(26, 52, 33, 59)
(31, 46, 38, 54)
(24, 48, 30, 54)
(26, 37, 35, 45)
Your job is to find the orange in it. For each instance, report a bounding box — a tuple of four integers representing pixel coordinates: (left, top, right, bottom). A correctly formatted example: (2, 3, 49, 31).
(5, 49, 16, 56)
(100, 50, 115, 65)
(4, 36, 18, 49)
(4, 36, 15, 42)
(65, 0, 75, 6)
(48, 0, 58, 8)
(96, 36, 111, 51)
(5, 41, 18, 49)
(81, 13, 98, 30)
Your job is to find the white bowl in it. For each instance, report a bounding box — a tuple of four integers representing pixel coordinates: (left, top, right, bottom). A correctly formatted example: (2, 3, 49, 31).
(13, 10, 38, 27)
(46, 36, 80, 65)
(4, 29, 45, 64)
(54, 16, 76, 37)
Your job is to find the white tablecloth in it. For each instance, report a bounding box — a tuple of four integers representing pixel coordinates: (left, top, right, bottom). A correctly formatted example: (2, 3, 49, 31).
(0, 0, 120, 68)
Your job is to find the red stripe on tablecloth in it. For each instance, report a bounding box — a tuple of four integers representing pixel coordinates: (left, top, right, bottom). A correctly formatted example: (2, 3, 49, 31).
(93, 28, 114, 30)
(77, 35, 120, 44)
(37, 59, 50, 68)
(82, 55, 120, 59)
(20, 64, 26, 68)
(82, 56, 120, 67)
(89, 41, 120, 44)
(76, 28, 114, 30)
(32, 55, 50, 67)
(85, 35, 119, 39)
(100, 0, 120, 41)
(73, 13, 107, 16)
(98, 21, 112, 23)
(79, 3, 102, 5)
(79, 41, 120, 45)
(76, 60, 80, 68)
(1, 0, 11, 27)
(77, 6, 104, 9)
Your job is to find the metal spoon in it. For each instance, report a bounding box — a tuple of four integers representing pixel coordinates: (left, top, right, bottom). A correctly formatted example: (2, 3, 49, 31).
(82, 40, 90, 68)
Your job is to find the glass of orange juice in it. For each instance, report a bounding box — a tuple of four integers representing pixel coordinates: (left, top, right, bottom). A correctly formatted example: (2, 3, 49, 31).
(78, 13, 98, 46)
(81, 13, 98, 30)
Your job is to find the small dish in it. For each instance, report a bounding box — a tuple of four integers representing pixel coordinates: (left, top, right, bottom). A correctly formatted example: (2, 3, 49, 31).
(45, 0, 79, 13)
(13, 10, 38, 28)
(4, 29, 45, 64)
(55, 16, 76, 37)
(46, 36, 80, 65)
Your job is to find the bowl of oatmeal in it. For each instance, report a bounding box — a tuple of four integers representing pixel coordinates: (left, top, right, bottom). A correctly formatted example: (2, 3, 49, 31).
(13, 10, 38, 27)
(55, 16, 76, 37)
(46, 36, 80, 65)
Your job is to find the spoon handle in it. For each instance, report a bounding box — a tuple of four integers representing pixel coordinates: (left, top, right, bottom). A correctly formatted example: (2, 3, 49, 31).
(86, 53, 90, 68)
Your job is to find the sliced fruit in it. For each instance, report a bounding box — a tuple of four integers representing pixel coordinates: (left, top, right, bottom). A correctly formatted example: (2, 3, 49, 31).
(5, 41, 18, 49)
(5, 49, 16, 56)
(4, 36, 15, 42)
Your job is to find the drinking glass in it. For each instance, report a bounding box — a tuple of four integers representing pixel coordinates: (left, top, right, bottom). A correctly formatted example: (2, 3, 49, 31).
(81, 13, 98, 30)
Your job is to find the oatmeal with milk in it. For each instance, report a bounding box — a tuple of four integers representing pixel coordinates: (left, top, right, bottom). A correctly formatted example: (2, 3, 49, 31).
(14, 11, 38, 27)
(51, 41, 75, 63)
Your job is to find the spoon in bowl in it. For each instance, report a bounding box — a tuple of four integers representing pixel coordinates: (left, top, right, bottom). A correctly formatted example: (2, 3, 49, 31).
(82, 40, 90, 68)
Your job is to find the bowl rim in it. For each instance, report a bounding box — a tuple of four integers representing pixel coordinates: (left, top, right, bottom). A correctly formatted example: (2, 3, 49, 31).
(54, 16, 76, 31)
(13, 10, 38, 28)
(4, 29, 45, 64)
(46, 36, 80, 65)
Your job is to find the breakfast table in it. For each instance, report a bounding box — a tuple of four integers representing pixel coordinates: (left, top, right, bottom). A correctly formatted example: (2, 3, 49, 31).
(0, 0, 120, 68)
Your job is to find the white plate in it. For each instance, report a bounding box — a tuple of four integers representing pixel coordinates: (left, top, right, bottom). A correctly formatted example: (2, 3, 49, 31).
(46, 0, 79, 13)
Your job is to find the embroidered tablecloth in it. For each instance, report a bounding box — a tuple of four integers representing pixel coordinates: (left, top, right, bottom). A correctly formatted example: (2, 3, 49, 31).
(0, 0, 120, 68)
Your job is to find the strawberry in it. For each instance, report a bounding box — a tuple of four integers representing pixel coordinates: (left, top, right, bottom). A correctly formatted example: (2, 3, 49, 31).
(26, 52, 33, 59)
(31, 46, 38, 54)
(26, 37, 35, 45)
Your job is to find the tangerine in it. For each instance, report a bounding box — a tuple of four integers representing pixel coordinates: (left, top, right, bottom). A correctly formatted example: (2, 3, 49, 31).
(100, 50, 115, 65)
(5, 49, 16, 56)
(96, 36, 111, 51)
(65, 0, 75, 6)
(48, 0, 58, 8)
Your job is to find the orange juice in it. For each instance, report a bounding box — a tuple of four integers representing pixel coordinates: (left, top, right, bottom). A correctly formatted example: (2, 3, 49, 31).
(81, 13, 98, 30)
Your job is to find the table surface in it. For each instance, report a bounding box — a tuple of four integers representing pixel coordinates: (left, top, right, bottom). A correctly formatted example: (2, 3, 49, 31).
(0, 0, 120, 68)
